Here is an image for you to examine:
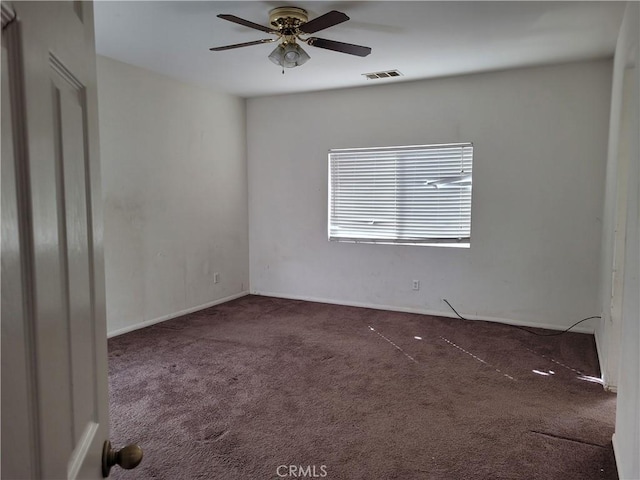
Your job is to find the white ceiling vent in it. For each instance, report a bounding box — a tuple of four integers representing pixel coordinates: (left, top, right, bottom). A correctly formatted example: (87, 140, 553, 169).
(362, 70, 403, 80)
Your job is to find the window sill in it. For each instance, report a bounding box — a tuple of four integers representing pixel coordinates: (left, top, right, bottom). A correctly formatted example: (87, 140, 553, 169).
(329, 239, 470, 248)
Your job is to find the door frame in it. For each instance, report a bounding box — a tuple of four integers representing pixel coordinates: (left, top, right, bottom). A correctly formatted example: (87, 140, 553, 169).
(605, 62, 637, 392)
(1, 1, 40, 477)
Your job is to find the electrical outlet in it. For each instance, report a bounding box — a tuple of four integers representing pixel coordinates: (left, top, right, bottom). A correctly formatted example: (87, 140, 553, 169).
(412, 280, 420, 291)
(213, 272, 220, 284)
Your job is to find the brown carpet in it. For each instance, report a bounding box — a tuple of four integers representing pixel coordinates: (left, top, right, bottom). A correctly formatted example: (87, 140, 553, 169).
(108, 295, 617, 479)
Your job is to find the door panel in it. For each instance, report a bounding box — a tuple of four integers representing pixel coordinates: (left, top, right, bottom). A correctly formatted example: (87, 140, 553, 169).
(52, 58, 99, 447)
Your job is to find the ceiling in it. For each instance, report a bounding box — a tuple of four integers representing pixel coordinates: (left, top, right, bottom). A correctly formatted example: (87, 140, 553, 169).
(94, 1, 626, 98)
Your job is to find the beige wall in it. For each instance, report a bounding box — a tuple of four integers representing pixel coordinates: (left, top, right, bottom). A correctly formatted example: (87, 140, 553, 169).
(97, 56, 249, 335)
(247, 60, 612, 332)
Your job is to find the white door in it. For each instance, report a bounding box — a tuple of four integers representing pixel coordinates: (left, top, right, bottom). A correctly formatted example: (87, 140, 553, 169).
(1, 1, 134, 478)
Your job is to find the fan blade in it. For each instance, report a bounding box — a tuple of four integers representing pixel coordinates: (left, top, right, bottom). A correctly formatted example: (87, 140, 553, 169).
(217, 14, 277, 34)
(306, 37, 371, 57)
(210, 38, 275, 51)
(299, 10, 349, 34)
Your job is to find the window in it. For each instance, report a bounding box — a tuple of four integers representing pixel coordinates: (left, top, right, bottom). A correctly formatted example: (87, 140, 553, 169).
(328, 143, 473, 246)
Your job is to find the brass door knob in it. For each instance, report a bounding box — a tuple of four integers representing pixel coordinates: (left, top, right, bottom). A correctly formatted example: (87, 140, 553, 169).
(102, 440, 143, 477)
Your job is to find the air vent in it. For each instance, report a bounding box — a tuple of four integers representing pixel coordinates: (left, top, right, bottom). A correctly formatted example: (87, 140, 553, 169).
(362, 70, 403, 80)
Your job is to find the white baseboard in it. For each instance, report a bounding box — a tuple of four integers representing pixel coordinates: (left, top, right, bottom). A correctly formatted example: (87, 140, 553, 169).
(611, 433, 621, 475)
(109, 289, 597, 338)
(107, 291, 249, 338)
(594, 325, 618, 391)
(251, 290, 595, 334)
(594, 324, 606, 378)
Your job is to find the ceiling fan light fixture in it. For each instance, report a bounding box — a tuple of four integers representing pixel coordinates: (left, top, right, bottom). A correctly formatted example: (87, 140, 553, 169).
(268, 44, 285, 65)
(268, 43, 310, 68)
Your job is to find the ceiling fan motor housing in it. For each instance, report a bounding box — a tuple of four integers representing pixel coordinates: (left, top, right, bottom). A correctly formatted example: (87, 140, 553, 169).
(269, 6, 308, 35)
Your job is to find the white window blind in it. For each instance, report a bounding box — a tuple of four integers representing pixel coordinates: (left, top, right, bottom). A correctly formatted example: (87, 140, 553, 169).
(328, 143, 473, 245)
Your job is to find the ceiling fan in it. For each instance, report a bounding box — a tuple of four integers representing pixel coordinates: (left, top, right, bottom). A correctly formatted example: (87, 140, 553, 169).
(210, 7, 372, 70)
